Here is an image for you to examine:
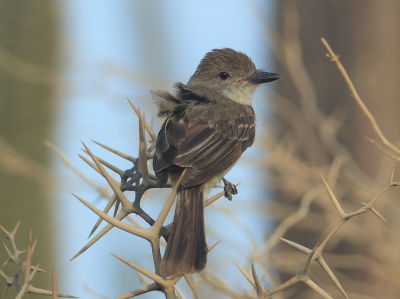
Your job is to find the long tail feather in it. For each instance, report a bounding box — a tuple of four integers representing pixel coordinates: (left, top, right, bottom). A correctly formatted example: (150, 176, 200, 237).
(160, 184, 207, 277)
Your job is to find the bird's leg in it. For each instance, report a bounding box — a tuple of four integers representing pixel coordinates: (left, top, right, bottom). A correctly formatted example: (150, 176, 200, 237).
(222, 178, 238, 201)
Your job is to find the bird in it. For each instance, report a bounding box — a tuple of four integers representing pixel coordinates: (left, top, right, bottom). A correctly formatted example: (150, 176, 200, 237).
(152, 48, 280, 277)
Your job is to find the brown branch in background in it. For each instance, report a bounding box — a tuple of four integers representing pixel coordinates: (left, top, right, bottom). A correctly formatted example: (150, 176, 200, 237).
(0, 138, 53, 188)
(0, 47, 58, 88)
(45, 141, 111, 199)
(239, 4, 400, 297)
(242, 171, 396, 298)
(321, 38, 400, 160)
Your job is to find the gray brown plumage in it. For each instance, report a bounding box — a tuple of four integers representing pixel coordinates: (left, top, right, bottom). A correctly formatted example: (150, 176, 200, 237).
(152, 48, 280, 277)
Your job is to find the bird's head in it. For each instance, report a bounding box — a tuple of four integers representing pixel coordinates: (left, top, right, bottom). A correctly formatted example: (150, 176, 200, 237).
(186, 48, 280, 105)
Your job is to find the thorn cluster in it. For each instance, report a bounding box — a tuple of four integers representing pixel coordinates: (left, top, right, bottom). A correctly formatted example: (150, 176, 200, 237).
(70, 99, 228, 298)
(235, 172, 397, 298)
(0, 222, 75, 298)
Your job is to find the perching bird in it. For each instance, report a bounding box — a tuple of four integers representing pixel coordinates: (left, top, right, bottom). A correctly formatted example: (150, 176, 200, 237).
(152, 48, 280, 277)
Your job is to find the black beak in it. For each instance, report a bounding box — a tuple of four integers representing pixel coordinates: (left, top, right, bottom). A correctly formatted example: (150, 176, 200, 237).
(246, 70, 281, 84)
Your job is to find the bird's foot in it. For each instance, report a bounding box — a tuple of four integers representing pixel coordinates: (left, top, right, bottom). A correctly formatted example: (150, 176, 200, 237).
(222, 178, 238, 201)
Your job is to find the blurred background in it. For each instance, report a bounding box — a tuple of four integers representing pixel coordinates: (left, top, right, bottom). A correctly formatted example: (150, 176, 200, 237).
(1, 1, 400, 298)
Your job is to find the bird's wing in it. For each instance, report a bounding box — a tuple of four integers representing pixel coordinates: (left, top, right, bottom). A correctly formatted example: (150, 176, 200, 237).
(153, 106, 255, 188)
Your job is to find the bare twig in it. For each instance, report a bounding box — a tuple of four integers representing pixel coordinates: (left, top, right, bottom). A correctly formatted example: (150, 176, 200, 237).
(321, 37, 400, 159)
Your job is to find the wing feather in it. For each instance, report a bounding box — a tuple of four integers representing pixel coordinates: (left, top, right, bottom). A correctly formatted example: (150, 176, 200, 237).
(153, 100, 255, 188)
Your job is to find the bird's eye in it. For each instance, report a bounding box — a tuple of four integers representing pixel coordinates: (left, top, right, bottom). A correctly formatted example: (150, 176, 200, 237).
(218, 72, 230, 80)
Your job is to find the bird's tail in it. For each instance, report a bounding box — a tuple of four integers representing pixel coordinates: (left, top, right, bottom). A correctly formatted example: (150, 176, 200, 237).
(160, 184, 207, 277)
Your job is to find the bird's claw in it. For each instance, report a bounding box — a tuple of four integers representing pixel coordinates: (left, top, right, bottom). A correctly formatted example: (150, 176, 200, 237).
(222, 178, 238, 201)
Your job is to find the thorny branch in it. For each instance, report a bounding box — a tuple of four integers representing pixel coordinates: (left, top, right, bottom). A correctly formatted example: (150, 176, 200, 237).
(52, 93, 398, 298)
(0, 223, 74, 298)
(65, 100, 230, 298)
(2, 30, 398, 297)
(234, 170, 397, 299)
(42, 37, 400, 296)
(321, 38, 400, 161)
